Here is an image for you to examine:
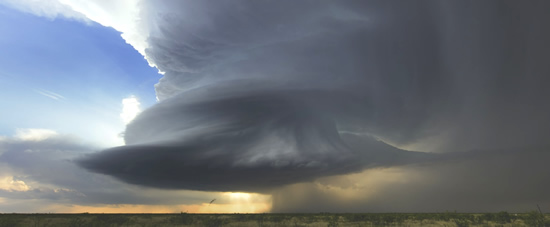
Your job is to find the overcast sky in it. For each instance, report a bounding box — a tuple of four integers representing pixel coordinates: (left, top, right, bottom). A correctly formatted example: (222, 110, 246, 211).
(1, 0, 549, 213)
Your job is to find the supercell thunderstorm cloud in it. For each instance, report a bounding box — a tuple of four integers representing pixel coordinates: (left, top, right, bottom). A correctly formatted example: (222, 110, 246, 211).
(78, 0, 550, 195)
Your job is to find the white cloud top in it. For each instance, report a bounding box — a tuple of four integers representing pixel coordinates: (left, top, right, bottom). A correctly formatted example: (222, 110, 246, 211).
(1, 0, 149, 56)
(120, 95, 141, 124)
(57, 0, 149, 56)
(0, 0, 89, 22)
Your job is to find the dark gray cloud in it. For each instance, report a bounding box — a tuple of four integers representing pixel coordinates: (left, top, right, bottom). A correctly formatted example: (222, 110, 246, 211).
(79, 84, 434, 192)
(0, 135, 225, 206)
(80, 0, 550, 199)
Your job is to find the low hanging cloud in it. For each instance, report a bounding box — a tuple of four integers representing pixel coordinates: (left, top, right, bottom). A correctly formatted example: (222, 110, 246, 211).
(76, 0, 550, 196)
(79, 84, 435, 192)
(0, 130, 244, 211)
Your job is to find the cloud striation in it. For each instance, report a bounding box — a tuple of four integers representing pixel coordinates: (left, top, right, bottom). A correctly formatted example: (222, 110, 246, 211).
(78, 0, 550, 195)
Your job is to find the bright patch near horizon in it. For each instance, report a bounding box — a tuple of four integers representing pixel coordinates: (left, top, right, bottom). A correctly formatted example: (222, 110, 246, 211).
(14, 128, 58, 141)
(227, 192, 252, 200)
(0, 176, 30, 192)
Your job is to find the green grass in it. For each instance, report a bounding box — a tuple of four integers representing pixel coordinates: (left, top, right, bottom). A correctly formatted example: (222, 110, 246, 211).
(0, 211, 548, 227)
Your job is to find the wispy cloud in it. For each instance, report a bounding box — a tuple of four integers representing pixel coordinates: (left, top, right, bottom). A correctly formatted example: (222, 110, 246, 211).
(34, 89, 66, 101)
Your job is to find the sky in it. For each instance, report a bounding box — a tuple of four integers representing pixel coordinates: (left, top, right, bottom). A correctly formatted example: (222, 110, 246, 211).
(1, 0, 550, 213)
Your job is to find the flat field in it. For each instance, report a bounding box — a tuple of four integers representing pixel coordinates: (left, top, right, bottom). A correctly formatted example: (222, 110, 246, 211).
(0, 211, 548, 227)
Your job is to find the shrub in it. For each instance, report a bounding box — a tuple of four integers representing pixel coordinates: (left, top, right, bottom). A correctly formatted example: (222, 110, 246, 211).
(495, 211, 512, 224)
(524, 211, 545, 227)
(168, 213, 194, 225)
